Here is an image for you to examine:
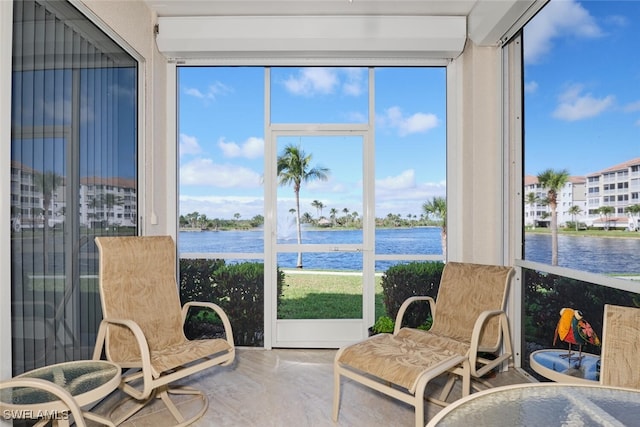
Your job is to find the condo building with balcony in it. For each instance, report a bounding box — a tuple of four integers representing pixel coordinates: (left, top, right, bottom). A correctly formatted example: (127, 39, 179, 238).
(525, 157, 640, 230)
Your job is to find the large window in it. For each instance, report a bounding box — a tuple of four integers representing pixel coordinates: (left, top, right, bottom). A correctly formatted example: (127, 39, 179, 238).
(523, 0, 640, 275)
(178, 66, 446, 347)
(11, 0, 138, 374)
(520, 0, 640, 376)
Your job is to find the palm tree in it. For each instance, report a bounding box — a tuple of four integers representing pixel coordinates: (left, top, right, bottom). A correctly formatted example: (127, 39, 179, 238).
(342, 207, 350, 226)
(311, 199, 325, 218)
(330, 208, 338, 225)
(568, 205, 582, 231)
(537, 168, 569, 266)
(597, 205, 615, 231)
(301, 212, 313, 224)
(526, 192, 540, 229)
(101, 193, 124, 226)
(422, 196, 447, 260)
(277, 144, 330, 268)
(626, 204, 640, 231)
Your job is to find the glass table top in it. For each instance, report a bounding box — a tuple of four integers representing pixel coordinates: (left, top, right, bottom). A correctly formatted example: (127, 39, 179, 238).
(429, 383, 640, 427)
(0, 360, 120, 406)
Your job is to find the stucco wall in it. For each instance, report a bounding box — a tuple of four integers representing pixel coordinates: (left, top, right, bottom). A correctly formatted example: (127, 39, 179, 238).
(448, 40, 506, 265)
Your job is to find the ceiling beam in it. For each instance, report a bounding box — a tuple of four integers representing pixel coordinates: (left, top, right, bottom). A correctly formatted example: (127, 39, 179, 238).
(156, 15, 466, 63)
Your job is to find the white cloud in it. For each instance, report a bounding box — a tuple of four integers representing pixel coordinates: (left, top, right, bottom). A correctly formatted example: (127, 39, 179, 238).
(183, 81, 232, 101)
(553, 84, 614, 121)
(623, 101, 640, 113)
(342, 67, 365, 96)
(377, 169, 417, 192)
(180, 158, 262, 188)
(604, 15, 628, 28)
(282, 68, 366, 97)
(524, 0, 603, 64)
(376, 174, 446, 214)
(179, 133, 202, 156)
(218, 137, 264, 159)
(525, 81, 539, 94)
(184, 88, 205, 99)
(382, 106, 439, 136)
(284, 68, 338, 96)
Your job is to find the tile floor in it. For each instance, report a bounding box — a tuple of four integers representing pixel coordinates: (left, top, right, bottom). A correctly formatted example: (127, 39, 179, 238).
(91, 348, 534, 427)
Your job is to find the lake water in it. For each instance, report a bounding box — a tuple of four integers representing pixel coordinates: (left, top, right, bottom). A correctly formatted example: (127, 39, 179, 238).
(179, 228, 640, 275)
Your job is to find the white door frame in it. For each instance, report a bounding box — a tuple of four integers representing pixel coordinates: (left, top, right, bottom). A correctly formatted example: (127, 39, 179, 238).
(264, 68, 376, 348)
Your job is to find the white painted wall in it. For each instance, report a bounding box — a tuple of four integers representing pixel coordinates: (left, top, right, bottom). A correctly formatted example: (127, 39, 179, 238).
(448, 41, 506, 265)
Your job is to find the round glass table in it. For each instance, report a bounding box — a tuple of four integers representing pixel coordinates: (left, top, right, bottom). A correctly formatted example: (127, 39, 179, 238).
(0, 360, 120, 426)
(427, 383, 640, 427)
(530, 349, 600, 384)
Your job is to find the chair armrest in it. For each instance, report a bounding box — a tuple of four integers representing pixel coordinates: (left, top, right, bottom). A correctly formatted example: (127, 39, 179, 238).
(92, 318, 156, 399)
(182, 302, 235, 348)
(393, 296, 436, 335)
(468, 310, 512, 376)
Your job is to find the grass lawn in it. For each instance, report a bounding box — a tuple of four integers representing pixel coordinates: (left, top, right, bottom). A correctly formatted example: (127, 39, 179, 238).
(278, 271, 385, 321)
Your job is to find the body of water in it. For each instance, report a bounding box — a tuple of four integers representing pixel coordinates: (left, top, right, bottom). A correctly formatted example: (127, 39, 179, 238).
(179, 228, 640, 275)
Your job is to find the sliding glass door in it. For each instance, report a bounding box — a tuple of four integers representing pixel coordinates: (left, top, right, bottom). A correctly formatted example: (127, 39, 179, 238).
(11, 0, 138, 374)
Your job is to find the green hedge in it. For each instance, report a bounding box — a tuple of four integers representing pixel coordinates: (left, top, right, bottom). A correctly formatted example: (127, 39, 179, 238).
(381, 261, 445, 328)
(179, 259, 284, 347)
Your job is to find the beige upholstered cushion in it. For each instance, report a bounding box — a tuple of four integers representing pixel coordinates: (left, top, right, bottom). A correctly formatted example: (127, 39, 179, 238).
(338, 330, 464, 393)
(600, 304, 640, 389)
(96, 236, 232, 378)
(428, 262, 512, 350)
(338, 262, 512, 394)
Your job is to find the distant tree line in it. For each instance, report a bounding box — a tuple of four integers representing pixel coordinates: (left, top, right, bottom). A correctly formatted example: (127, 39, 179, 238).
(179, 212, 264, 231)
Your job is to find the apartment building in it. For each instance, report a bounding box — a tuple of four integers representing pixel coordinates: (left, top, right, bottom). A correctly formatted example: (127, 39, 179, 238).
(10, 161, 136, 231)
(524, 175, 586, 228)
(525, 157, 640, 230)
(586, 157, 640, 230)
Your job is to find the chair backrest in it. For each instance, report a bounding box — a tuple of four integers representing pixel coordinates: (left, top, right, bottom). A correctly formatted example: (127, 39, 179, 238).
(429, 262, 513, 350)
(95, 236, 185, 364)
(600, 304, 640, 389)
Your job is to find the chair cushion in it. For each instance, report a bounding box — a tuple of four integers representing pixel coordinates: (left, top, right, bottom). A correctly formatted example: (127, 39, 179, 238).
(338, 329, 469, 393)
(429, 262, 512, 350)
(150, 338, 233, 378)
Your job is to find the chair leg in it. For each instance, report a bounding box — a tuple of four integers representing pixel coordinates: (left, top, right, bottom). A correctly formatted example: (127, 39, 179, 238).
(163, 385, 209, 426)
(109, 390, 155, 425)
(109, 385, 208, 427)
(333, 367, 342, 421)
(437, 374, 457, 402)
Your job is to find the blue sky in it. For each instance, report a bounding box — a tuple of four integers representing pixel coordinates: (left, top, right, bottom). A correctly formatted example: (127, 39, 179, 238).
(178, 0, 640, 220)
(179, 67, 446, 220)
(524, 0, 640, 177)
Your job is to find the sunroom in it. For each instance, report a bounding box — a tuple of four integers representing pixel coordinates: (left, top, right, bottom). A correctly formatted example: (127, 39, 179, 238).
(1, 0, 639, 424)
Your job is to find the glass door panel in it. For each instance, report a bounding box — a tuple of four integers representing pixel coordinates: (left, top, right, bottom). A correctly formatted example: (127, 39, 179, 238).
(273, 134, 369, 346)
